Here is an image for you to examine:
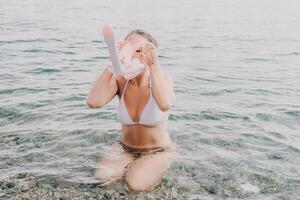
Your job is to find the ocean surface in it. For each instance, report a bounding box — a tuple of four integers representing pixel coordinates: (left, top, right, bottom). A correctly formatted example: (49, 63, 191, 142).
(1, 0, 300, 199)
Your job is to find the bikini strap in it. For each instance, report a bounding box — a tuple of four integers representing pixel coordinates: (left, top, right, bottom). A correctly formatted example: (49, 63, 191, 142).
(149, 77, 152, 95)
(121, 80, 129, 97)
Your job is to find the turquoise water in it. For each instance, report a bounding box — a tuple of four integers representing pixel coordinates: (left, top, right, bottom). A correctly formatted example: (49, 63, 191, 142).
(1, 0, 300, 199)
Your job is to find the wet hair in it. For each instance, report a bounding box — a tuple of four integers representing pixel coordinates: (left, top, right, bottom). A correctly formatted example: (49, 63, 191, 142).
(124, 29, 158, 48)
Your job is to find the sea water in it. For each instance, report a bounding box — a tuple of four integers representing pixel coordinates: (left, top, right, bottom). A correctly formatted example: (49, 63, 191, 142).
(1, 0, 300, 199)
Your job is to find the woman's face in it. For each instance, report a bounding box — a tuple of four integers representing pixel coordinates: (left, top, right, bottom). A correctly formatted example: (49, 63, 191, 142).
(126, 34, 148, 64)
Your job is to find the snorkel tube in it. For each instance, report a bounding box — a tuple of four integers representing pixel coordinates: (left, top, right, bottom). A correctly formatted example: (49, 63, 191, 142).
(102, 24, 146, 80)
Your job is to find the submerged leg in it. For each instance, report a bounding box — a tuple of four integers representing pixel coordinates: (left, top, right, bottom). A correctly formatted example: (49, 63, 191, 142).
(124, 142, 179, 193)
(95, 142, 135, 186)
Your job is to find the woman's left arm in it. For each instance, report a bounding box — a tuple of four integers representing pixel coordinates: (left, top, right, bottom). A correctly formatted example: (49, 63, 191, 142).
(142, 43, 175, 111)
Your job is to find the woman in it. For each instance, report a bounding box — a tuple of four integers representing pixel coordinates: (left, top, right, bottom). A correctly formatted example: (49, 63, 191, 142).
(87, 29, 179, 193)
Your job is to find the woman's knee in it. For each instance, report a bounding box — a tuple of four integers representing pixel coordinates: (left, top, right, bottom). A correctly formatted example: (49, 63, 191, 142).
(95, 169, 107, 181)
(95, 165, 116, 181)
(124, 164, 164, 192)
(95, 152, 134, 182)
(125, 175, 159, 193)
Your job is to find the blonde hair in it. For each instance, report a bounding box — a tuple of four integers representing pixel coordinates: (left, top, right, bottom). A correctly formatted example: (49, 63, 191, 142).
(124, 29, 158, 48)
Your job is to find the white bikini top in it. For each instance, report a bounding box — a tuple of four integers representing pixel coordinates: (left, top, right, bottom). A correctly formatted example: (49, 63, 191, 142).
(117, 78, 169, 125)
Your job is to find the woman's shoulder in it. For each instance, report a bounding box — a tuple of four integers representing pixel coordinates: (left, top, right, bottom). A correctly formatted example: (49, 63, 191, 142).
(115, 74, 126, 85)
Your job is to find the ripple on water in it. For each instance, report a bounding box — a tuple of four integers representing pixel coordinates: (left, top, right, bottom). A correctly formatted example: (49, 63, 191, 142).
(284, 110, 300, 118)
(255, 113, 273, 121)
(169, 111, 250, 121)
(0, 107, 49, 126)
(75, 112, 116, 120)
(199, 88, 242, 96)
(25, 68, 61, 74)
(0, 107, 25, 122)
(0, 38, 62, 44)
(0, 87, 46, 95)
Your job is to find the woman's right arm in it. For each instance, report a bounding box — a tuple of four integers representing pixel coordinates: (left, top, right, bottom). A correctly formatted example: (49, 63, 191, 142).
(86, 68, 118, 108)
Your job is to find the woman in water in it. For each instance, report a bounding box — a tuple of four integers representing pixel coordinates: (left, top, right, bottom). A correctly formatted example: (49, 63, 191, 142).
(87, 29, 178, 193)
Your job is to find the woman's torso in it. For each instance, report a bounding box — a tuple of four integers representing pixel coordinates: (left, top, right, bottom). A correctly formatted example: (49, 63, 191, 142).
(116, 76, 171, 149)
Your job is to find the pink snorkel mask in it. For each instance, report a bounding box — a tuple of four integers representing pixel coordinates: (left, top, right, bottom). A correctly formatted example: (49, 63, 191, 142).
(102, 24, 146, 80)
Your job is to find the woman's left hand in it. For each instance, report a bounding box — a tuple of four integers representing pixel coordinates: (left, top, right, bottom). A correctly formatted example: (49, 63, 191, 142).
(142, 42, 158, 67)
